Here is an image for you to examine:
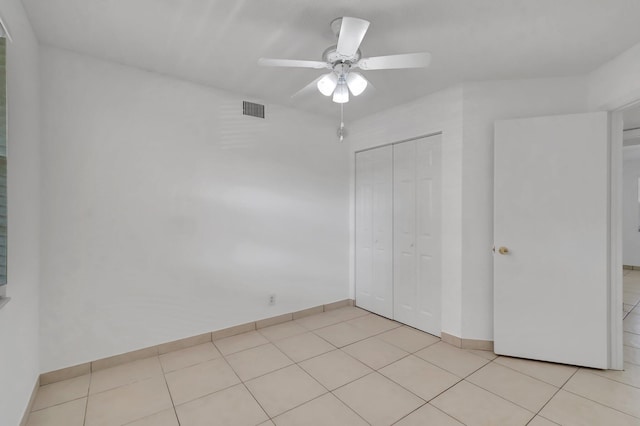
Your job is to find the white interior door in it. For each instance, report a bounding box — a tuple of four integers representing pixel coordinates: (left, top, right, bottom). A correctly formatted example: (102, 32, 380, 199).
(355, 146, 393, 318)
(393, 135, 442, 335)
(494, 112, 610, 369)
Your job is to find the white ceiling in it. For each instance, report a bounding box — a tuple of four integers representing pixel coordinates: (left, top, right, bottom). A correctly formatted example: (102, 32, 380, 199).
(21, 0, 640, 120)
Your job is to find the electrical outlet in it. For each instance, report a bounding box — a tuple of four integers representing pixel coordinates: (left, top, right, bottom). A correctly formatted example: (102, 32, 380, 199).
(268, 294, 276, 306)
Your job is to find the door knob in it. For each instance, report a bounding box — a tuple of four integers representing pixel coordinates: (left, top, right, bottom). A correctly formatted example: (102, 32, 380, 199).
(498, 246, 509, 255)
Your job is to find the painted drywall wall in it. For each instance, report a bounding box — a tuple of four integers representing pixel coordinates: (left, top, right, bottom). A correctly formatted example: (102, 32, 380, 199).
(460, 76, 589, 340)
(0, 0, 41, 424)
(39, 46, 349, 372)
(348, 86, 464, 338)
(623, 150, 640, 266)
(589, 40, 640, 110)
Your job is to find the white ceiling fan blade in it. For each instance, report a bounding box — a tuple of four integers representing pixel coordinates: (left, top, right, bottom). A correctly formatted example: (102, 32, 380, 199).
(336, 17, 370, 57)
(291, 75, 326, 98)
(357, 52, 431, 70)
(258, 58, 329, 69)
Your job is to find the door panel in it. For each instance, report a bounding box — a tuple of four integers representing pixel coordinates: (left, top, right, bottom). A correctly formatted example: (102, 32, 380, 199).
(355, 146, 393, 318)
(394, 135, 442, 335)
(494, 112, 609, 369)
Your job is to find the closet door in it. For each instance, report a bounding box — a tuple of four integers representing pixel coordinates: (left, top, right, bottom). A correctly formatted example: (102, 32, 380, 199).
(355, 146, 393, 318)
(393, 135, 442, 335)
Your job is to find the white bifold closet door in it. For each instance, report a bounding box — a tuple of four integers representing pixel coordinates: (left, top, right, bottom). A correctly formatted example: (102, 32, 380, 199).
(393, 135, 442, 335)
(355, 145, 393, 318)
(355, 135, 442, 335)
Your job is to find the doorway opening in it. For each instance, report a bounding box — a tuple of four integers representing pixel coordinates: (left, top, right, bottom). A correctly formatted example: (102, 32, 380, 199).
(620, 104, 640, 366)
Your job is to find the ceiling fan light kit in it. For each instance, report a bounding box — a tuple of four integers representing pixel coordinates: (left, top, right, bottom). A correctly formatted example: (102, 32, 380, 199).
(258, 16, 431, 139)
(333, 82, 349, 104)
(317, 73, 338, 96)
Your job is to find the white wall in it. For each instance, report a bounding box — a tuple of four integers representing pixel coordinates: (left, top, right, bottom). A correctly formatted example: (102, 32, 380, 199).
(0, 0, 41, 424)
(348, 86, 465, 338)
(39, 46, 349, 372)
(460, 76, 589, 340)
(623, 149, 640, 266)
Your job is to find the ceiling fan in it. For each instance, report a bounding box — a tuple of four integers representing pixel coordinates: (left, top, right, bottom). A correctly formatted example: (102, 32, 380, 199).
(258, 17, 431, 104)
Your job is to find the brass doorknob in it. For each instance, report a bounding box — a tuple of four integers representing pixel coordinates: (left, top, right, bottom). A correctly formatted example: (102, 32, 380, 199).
(498, 246, 509, 255)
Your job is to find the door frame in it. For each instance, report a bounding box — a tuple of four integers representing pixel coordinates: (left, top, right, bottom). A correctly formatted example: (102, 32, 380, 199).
(353, 131, 443, 323)
(610, 98, 640, 370)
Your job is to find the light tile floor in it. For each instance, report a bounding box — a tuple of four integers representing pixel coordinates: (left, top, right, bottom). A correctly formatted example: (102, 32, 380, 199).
(27, 273, 640, 426)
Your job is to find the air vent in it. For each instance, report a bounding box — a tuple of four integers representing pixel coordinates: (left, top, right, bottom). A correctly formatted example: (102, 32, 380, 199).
(243, 101, 265, 119)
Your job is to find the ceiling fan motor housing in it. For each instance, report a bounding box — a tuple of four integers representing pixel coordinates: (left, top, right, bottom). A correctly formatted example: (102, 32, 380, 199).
(322, 45, 361, 67)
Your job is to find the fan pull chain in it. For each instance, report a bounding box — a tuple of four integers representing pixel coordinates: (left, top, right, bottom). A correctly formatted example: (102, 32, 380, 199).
(339, 103, 345, 142)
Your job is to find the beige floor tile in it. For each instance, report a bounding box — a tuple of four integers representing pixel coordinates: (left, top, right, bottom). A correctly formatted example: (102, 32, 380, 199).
(466, 362, 558, 412)
(214, 331, 269, 355)
(379, 355, 460, 401)
(258, 422, 275, 426)
(333, 372, 425, 426)
(298, 350, 372, 390)
(165, 357, 240, 405)
(625, 331, 640, 348)
(346, 314, 402, 335)
(467, 349, 498, 360)
(90, 356, 164, 395)
(625, 304, 635, 314)
(493, 356, 578, 387)
(175, 384, 268, 426)
(431, 380, 534, 426)
(588, 362, 640, 389)
(326, 306, 370, 322)
(225, 343, 293, 381)
(274, 332, 335, 362)
(85, 376, 173, 426)
(527, 416, 560, 426)
(624, 313, 640, 334)
(414, 342, 489, 378)
(258, 321, 307, 341)
(343, 337, 408, 370)
(26, 398, 86, 426)
(294, 311, 345, 330)
(245, 365, 326, 417)
(540, 389, 640, 426)
(625, 345, 640, 365)
(313, 322, 370, 347)
(563, 369, 640, 417)
(125, 409, 178, 426)
(273, 393, 367, 426)
(376, 326, 440, 353)
(159, 342, 221, 373)
(623, 281, 640, 294)
(394, 403, 464, 426)
(32, 374, 90, 411)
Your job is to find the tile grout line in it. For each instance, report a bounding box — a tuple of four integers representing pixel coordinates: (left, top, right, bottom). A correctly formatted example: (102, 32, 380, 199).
(223, 333, 312, 423)
(489, 358, 576, 389)
(159, 356, 182, 426)
(529, 368, 578, 424)
(560, 385, 640, 420)
(28, 395, 88, 414)
(579, 366, 640, 390)
(82, 372, 91, 426)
